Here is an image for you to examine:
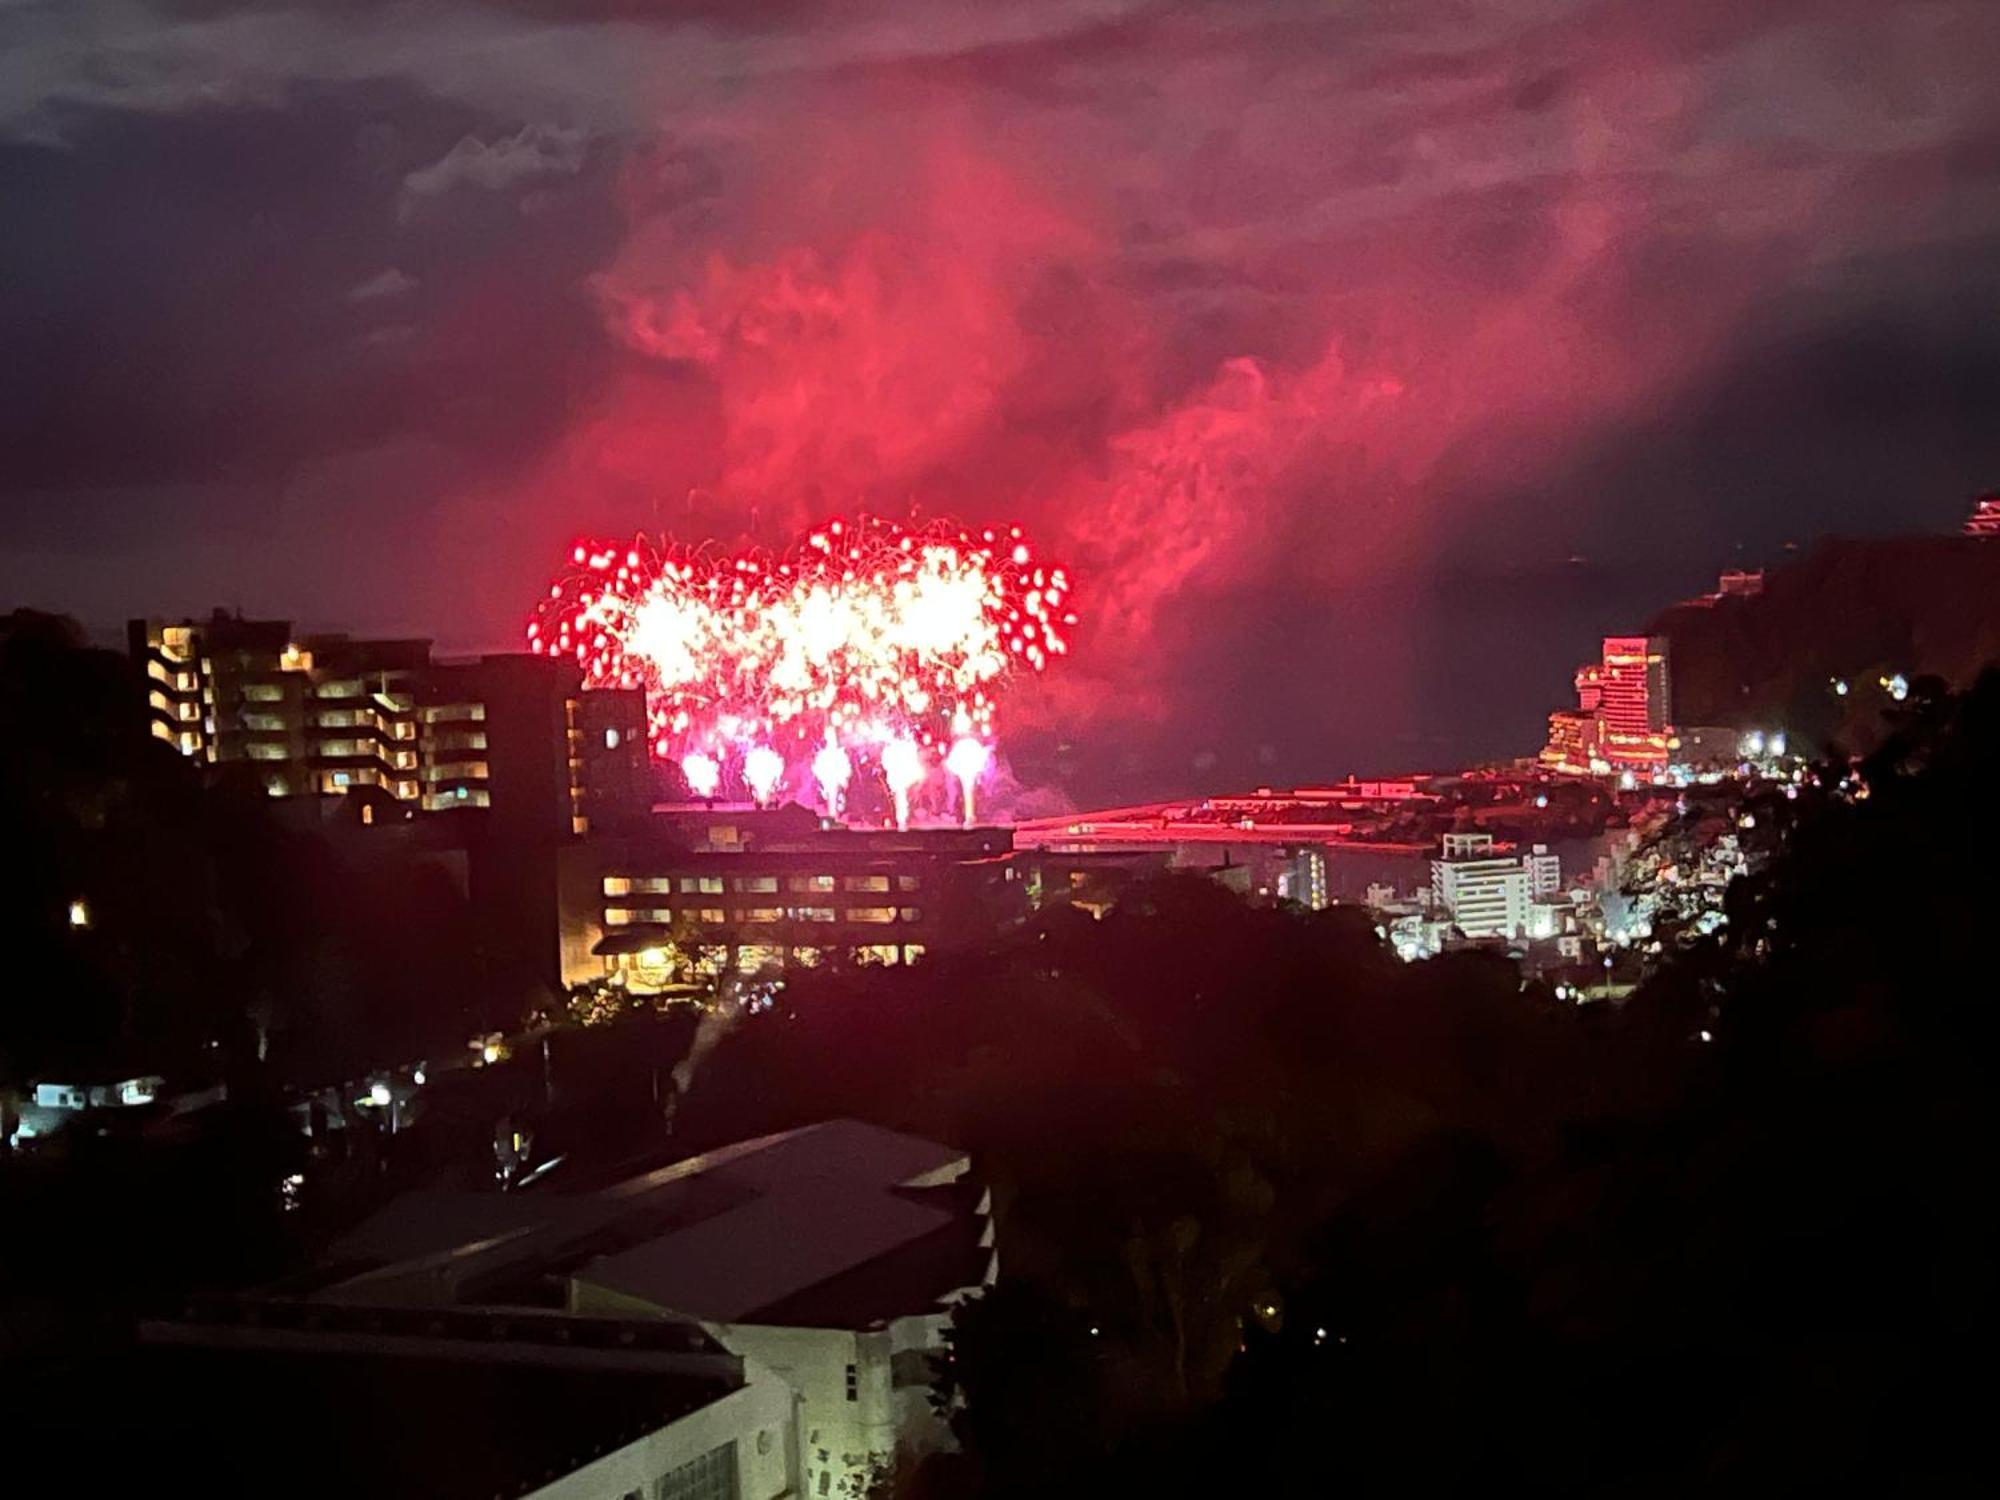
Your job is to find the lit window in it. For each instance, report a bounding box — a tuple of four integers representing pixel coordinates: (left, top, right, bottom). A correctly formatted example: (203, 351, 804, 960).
(735, 875, 778, 893)
(855, 944, 900, 965)
(897, 874, 921, 892)
(603, 877, 633, 897)
(604, 727, 620, 750)
(605, 908, 632, 926)
(698, 907, 727, 923)
(789, 874, 837, 893)
(680, 875, 725, 895)
(741, 907, 783, 924)
(848, 907, 897, 923)
(843, 874, 890, 893)
(899, 907, 922, 923)
(800, 907, 837, 923)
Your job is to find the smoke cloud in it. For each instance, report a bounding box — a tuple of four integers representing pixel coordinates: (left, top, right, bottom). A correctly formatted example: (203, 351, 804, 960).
(6, 0, 2000, 791)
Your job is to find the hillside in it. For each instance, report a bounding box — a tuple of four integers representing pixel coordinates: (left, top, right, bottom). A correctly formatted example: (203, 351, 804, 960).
(1650, 536, 2000, 751)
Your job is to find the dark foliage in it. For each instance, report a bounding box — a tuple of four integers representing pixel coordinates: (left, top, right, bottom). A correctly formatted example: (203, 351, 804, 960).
(697, 675, 1999, 1496)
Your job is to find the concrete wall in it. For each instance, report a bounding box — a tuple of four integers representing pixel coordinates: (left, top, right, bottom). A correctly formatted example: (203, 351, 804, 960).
(706, 1323, 892, 1500)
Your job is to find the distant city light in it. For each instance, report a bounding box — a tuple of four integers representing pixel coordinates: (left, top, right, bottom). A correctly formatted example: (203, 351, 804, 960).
(1768, 732, 1786, 757)
(1884, 673, 1910, 702)
(1832, 678, 1849, 696)
(1698, 1030, 1714, 1043)
(483, 1042, 502, 1064)
(67, 898, 90, 929)
(1534, 793, 1549, 808)
(368, 1082, 392, 1107)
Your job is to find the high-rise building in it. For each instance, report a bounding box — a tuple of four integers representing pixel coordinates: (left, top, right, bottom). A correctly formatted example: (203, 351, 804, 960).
(129, 614, 648, 837)
(1431, 832, 1531, 940)
(1541, 635, 1675, 774)
(1598, 635, 1671, 737)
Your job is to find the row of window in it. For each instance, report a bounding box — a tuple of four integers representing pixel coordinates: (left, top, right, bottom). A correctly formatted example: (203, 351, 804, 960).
(422, 787, 491, 810)
(604, 905, 922, 926)
(423, 760, 491, 783)
(607, 942, 925, 979)
(603, 873, 920, 897)
(313, 707, 418, 738)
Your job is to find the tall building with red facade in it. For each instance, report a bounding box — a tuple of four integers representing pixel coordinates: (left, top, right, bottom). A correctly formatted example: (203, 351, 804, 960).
(1541, 635, 1675, 774)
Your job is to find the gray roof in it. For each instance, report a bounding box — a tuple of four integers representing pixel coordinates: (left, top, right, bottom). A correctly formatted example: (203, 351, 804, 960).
(323, 1120, 980, 1327)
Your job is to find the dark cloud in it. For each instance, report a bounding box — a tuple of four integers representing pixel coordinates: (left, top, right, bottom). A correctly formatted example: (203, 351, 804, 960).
(4, 0, 1999, 795)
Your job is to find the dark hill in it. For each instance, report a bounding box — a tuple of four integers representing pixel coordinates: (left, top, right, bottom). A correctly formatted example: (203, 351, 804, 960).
(1649, 535, 2000, 751)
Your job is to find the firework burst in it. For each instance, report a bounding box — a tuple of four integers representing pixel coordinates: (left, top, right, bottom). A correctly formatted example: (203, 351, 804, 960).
(530, 517, 1075, 822)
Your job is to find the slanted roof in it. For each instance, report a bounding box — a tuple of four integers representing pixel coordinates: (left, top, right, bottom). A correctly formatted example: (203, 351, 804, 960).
(573, 1121, 975, 1324)
(320, 1120, 981, 1329)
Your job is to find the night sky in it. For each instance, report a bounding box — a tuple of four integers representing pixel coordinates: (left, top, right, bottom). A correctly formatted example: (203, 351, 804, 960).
(6, 1, 1999, 803)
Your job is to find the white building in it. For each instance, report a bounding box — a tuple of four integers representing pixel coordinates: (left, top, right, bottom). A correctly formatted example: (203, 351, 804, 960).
(1431, 833, 1532, 940)
(319, 1120, 995, 1500)
(1524, 844, 1562, 900)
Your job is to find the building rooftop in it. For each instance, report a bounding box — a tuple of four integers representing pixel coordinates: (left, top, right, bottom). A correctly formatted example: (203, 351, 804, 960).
(321, 1120, 987, 1329)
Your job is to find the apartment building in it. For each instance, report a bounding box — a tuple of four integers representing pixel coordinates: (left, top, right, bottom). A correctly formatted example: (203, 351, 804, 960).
(129, 613, 648, 838)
